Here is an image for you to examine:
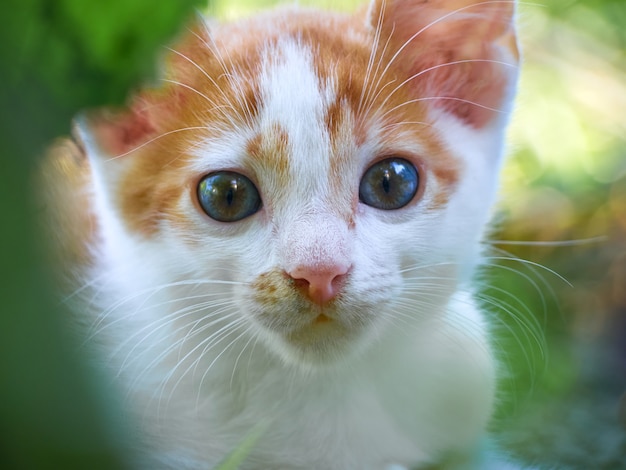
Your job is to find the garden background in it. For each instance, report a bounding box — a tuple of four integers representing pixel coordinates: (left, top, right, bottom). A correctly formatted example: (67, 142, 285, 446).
(1, 0, 624, 468)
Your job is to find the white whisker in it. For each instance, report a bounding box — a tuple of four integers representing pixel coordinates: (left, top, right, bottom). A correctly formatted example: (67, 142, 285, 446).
(166, 46, 247, 123)
(116, 301, 240, 375)
(230, 326, 258, 391)
(377, 1, 518, 85)
(106, 126, 209, 160)
(482, 255, 572, 287)
(189, 26, 257, 127)
(373, 59, 516, 119)
(124, 311, 241, 398)
(380, 120, 432, 133)
(489, 236, 607, 247)
(383, 94, 507, 119)
(358, 0, 391, 116)
(196, 325, 252, 408)
(84, 278, 245, 345)
(157, 316, 247, 409)
(161, 78, 242, 128)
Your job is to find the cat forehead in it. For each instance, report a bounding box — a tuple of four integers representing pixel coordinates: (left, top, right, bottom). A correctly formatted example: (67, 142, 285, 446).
(91, 2, 517, 237)
(190, 38, 354, 216)
(188, 32, 448, 218)
(258, 40, 335, 145)
(183, 8, 434, 175)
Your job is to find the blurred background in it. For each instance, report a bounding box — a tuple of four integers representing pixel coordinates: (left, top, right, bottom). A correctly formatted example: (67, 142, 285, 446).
(488, 1, 626, 467)
(1, 0, 624, 468)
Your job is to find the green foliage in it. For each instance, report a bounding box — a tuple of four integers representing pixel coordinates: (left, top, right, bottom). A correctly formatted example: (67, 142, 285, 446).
(215, 426, 265, 470)
(0, 1, 204, 469)
(1, 0, 204, 150)
(208, 0, 359, 18)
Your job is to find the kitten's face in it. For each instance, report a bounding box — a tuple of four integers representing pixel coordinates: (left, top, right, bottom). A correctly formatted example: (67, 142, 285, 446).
(81, 0, 519, 367)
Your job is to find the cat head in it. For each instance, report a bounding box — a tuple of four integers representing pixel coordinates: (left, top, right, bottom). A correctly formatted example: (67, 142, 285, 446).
(76, 0, 519, 368)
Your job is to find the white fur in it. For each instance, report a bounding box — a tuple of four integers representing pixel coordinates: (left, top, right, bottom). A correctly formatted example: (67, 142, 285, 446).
(73, 5, 523, 470)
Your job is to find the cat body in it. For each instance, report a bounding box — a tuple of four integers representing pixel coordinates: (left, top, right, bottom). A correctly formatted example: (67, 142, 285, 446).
(46, 0, 522, 468)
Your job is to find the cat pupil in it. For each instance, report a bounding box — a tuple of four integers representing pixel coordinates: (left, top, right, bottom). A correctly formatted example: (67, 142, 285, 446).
(226, 185, 235, 206)
(197, 172, 261, 222)
(359, 158, 419, 210)
(382, 170, 391, 194)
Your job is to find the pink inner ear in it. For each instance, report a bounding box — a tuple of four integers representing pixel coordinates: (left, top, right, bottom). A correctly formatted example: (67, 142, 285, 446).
(425, 37, 513, 128)
(86, 102, 158, 157)
(369, 0, 518, 128)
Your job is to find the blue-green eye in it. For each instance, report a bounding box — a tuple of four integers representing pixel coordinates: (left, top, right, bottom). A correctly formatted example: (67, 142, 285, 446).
(197, 171, 261, 222)
(359, 158, 419, 210)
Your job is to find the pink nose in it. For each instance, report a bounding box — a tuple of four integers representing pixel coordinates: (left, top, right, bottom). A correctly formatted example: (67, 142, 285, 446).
(288, 264, 350, 305)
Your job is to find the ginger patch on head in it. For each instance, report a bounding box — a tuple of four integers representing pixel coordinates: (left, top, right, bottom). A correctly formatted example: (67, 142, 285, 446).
(246, 124, 291, 185)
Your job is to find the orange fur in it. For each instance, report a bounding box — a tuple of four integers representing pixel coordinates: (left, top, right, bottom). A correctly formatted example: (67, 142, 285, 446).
(246, 125, 291, 187)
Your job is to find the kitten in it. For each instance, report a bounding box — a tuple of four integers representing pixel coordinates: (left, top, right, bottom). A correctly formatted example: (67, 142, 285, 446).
(45, 0, 525, 468)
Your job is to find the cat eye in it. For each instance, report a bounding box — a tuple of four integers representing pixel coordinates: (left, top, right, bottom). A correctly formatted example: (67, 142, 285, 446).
(197, 171, 262, 222)
(359, 158, 419, 210)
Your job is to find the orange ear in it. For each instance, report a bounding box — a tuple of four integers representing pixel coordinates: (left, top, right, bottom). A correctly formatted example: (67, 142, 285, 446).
(368, 0, 519, 128)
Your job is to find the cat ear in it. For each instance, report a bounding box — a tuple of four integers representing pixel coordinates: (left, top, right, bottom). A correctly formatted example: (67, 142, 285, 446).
(74, 97, 160, 159)
(367, 0, 519, 128)
(77, 106, 176, 167)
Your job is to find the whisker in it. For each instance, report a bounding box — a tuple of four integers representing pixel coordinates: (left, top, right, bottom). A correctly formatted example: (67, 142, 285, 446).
(189, 26, 257, 128)
(377, 1, 519, 85)
(392, 296, 493, 360)
(115, 301, 240, 375)
(358, 0, 390, 116)
(361, 27, 397, 119)
(123, 310, 241, 396)
(106, 126, 210, 160)
(161, 78, 242, 128)
(157, 317, 247, 408)
(380, 120, 433, 133)
(230, 326, 258, 391)
(382, 95, 506, 120)
(196, 325, 252, 409)
(479, 293, 544, 358)
(373, 59, 516, 119)
(246, 335, 262, 378)
(489, 236, 607, 247)
(61, 268, 114, 304)
(481, 295, 544, 389)
(481, 256, 572, 287)
(399, 260, 458, 274)
(166, 46, 246, 123)
(85, 278, 244, 344)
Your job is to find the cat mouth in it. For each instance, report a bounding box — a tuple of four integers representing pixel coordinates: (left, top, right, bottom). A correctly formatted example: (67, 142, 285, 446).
(257, 303, 374, 366)
(312, 313, 333, 325)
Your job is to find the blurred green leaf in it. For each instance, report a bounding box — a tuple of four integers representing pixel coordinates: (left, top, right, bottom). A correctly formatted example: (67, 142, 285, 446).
(1, 0, 205, 152)
(0, 0, 204, 468)
(215, 425, 265, 470)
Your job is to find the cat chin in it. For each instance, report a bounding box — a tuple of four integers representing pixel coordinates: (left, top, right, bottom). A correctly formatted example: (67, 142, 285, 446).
(257, 320, 372, 371)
